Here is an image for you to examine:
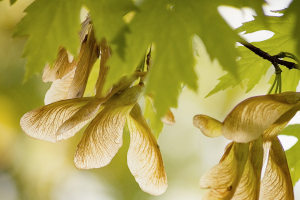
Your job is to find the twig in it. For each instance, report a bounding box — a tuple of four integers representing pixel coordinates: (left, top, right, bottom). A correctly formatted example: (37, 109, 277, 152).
(239, 41, 299, 70)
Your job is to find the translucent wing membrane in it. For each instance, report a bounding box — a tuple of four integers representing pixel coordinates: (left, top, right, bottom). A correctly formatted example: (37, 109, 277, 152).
(127, 104, 167, 195)
(232, 138, 263, 200)
(42, 47, 75, 82)
(74, 85, 142, 169)
(260, 138, 294, 200)
(222, 93, 300, 143)
(44, 69, 76, 105)
(200, 142, 249, 199)
(20, 98, 93, 142)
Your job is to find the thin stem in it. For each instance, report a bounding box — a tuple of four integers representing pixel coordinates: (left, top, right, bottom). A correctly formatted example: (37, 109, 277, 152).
(139, 48, 152, 84)
(278, 74, 282, 93)
(146, 47, 152, 71)
(268, 77, 277, 94)
(275, 75, 279, 94)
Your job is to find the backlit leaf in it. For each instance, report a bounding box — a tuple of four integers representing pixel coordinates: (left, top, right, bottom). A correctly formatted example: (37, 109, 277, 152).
(10, 0, 17, 5)
(107, 0, 243, 119)
(83, 0, 136, 42)
(285, 0, 300, 57)
(143, 96, 164, 139)
(280, 124, 300, 185)
(13, 0, 82, 79)
(208, 13, 299, 96)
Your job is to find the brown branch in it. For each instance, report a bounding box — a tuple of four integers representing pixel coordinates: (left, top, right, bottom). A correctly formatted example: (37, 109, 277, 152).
(239, 41, 299, 70)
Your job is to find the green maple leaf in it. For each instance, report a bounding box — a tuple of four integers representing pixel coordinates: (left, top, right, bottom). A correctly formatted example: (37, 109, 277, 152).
(280, 124, 300, 185)
(208, 12, 299, 97)
(9, 0, 17, 5)
(143, 96, 164, 139)
(230, 0, 265, 17)
(13, 0, 82, 79)
(106, 0, 243, 119)
(83, 0, 136, 42)
(285, 0, 300, 57)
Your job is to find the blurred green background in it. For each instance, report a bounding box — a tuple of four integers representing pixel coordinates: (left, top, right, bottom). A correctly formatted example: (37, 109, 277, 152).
(0, 0, 287, 199)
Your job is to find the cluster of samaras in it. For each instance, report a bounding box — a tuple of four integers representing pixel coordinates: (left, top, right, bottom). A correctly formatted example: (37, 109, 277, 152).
(20, 17, 175, 196)
(194, 92, 299, 199)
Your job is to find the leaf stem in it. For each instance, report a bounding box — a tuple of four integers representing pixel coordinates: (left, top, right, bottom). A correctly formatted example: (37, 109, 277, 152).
(279, 74, 282, 93)
(267, 66, 282, 94)
(275, 75, 279, 94)
(268, 76, 277, 94)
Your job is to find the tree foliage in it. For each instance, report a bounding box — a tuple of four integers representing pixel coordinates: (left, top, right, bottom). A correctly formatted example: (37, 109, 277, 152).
(12, 0, 269, 119)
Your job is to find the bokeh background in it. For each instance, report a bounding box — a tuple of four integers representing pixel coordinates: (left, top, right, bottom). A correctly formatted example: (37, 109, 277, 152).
(0, 0, 299, 199)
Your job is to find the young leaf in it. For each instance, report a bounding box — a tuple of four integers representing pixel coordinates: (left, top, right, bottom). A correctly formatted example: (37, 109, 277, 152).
(10, 0, 17, 5)
(13, 0, 82, 79)
(208, 14, 299, 96)
(83, 0, 136, 42)
(227, 0, 265, 19)
(280, 124, 300, 185)
(285, 0, 300, 58)
(143, 96, 164, 139)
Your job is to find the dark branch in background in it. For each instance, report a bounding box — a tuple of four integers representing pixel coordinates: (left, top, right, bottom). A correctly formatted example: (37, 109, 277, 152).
(238, 40, 299, 70)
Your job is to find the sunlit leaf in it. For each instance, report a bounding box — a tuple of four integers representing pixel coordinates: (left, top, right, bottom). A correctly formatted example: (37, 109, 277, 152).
(285, 0, 300, 57)
(106, 0, 248, 119)
(208, 13, 299, 96)
(13, 0, 82, 79)
(281, 124, 300, 185)
(143, 96, 164, 139)
(10, 0, 17, 6)
(83, 0, 136, 42)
